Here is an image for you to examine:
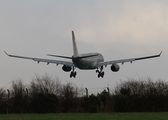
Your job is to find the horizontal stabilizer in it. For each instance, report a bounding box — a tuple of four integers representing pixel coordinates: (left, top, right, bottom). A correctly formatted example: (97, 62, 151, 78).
(75, 54, 99, 59)
(47, 54, 72, 59)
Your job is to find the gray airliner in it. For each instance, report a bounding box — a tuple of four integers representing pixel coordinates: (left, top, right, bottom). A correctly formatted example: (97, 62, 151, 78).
(5, 31, 162, 78)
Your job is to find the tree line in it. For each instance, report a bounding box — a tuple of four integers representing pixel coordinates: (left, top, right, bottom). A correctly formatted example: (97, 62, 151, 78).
(0, 75, 168, 113)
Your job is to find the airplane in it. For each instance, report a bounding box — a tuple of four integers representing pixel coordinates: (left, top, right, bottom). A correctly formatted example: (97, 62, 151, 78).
(4, 31, 162, 78)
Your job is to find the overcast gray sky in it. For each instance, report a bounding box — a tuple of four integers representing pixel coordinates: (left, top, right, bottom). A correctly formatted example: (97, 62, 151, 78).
(1, 0, 168, 93)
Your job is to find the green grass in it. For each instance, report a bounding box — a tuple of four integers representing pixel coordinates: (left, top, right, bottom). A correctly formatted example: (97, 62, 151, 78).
(0, 113, 168, 120)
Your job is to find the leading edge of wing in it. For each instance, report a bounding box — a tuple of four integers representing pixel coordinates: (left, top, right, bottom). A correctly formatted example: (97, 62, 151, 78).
(4, 51, 74, 67)
(96, 51, 162, 67)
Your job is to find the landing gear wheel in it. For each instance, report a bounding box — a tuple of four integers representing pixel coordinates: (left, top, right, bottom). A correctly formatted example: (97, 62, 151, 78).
(70, 72, 73, 78)
(101, 72, 104, 78)
(102, 72, 104, 76)
(70, 71, 77, 78)
(97, 72, 105, 78)
(97, 66, 105, 78)
(98, 73, 101, 78)
(73, 72, 77, 78)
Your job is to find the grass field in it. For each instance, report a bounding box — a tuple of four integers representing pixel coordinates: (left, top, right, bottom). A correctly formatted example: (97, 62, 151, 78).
(0, 113, 168, 120)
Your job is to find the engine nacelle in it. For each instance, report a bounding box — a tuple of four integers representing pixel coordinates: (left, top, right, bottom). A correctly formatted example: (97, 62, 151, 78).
(62, 65, 72, 72)
(111, 64, 120, 72)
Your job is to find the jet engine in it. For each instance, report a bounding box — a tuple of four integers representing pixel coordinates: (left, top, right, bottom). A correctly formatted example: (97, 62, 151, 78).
(111, 64, 120, 72)
(62, 65, 72, 72)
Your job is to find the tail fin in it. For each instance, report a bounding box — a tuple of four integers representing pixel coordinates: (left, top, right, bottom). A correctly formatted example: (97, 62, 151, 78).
(72, 31, 79, 55)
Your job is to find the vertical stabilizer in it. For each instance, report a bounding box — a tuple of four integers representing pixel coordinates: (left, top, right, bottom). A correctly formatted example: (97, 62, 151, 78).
(72, 31, 79, 55)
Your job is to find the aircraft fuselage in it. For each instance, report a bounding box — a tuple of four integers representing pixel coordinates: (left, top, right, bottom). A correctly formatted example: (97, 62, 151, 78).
(72, 53, 104, 69)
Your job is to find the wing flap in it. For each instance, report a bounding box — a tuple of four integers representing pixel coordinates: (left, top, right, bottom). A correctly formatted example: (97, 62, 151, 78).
(96, 58, 135, 67)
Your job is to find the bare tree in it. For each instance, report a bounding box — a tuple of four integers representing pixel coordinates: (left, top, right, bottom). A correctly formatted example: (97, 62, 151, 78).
(30, 74, 62, 95)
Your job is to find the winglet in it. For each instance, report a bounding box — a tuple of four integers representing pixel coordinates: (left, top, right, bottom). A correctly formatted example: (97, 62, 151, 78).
(159, 51, 162, 56)
(4, 51, 9, 56)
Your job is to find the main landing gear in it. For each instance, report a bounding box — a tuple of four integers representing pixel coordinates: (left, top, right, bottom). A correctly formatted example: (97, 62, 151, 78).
(96, 66, 104, 78)
(70, 67, 77, 78)
(70, 71, 77, 78)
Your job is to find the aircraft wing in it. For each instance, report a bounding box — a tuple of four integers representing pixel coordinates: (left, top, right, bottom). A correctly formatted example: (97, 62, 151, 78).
(4, 51, 75, 67)
(95, 51, 162, 68)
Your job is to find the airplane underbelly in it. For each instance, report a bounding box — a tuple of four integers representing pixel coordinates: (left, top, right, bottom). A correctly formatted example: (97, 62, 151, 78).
(73, 59, 96, 69)
(72, 53, 104, 70)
